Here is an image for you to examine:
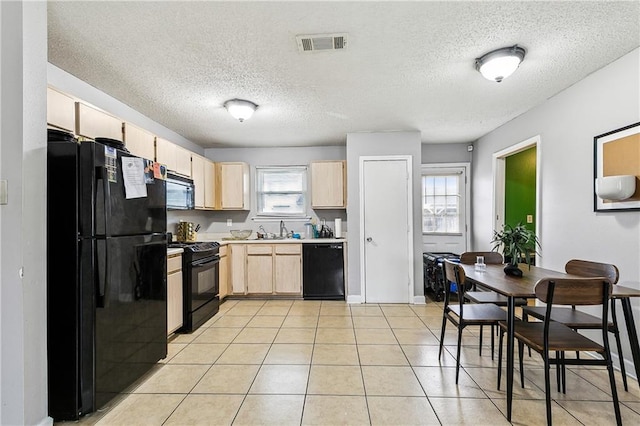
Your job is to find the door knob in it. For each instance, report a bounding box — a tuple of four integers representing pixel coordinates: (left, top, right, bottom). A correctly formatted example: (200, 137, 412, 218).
(366, 237, 372, 242)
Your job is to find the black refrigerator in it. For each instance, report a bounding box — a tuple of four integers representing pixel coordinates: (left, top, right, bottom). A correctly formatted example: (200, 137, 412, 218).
(47, 130, 168, 420)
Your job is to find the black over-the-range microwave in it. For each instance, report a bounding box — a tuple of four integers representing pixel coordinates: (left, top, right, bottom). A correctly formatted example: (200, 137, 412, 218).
(166, 172, 195, 210)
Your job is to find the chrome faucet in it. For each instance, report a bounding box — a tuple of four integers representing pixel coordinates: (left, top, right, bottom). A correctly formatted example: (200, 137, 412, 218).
(279, 220, 288, 238)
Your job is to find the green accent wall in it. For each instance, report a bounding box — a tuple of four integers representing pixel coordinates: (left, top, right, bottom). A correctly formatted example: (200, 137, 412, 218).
(505, 146, 536, 232)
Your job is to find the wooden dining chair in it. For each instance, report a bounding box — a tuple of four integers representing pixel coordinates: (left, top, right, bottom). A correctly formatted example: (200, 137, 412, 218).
(521, 259, 627, 391)
(498, 277, 622, 426)
(460, 251, 528, 357)
(438, 259, 507, 384)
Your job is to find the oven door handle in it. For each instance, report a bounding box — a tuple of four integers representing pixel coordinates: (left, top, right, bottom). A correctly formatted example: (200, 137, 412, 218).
(192, 256, 220, 268)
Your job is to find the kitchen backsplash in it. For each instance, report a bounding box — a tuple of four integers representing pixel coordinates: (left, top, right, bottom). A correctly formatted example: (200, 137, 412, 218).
(167, 209, 347, 237)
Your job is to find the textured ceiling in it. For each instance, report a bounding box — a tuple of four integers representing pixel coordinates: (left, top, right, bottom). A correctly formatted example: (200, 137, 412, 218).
(48, 1, 640, 148)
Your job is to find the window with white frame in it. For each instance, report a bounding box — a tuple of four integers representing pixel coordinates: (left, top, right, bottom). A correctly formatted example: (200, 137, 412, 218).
(422, 172, 463, 234)
(256, 166, 307, 216)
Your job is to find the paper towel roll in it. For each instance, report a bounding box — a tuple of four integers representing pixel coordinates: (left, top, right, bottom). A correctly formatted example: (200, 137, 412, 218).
(334, 218, 342, 238)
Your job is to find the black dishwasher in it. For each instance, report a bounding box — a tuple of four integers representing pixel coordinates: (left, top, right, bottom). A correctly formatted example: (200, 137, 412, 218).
(303, 243, 345, 300)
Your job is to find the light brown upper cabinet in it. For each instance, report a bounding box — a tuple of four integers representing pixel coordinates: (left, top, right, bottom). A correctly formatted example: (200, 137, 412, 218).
(204, 160, 216, 209)
(216, 162, 250, 210)
(156, 137, 192, 177)
(192, 154, 217, 210)
(47, 87, 76, 132)
(310, 160, 347, 209)
(76, 103, 123, 141)
(123, 122, 155, 160)
(191, 154, 206, 208)
(175, 145, 192, 177)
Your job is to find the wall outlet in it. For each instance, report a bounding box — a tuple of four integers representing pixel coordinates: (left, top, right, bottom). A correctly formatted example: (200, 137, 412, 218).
(526, 214, 533, 224)
(227, 219, 232, 227)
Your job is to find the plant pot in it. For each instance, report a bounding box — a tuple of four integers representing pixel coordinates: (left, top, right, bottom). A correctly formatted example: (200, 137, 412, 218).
(504, 263, 523, 277)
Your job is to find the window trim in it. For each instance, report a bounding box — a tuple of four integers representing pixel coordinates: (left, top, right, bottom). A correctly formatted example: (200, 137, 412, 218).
(255, 165, 308, 218)
(421, 170, 463, 235)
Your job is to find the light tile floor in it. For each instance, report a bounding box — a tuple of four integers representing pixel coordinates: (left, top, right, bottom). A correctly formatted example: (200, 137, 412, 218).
(67, 299, 640, 425)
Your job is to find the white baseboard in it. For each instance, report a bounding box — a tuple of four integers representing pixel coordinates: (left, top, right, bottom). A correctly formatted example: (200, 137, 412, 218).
(346, 295, 362, 304)
(413, 295, 426, 305)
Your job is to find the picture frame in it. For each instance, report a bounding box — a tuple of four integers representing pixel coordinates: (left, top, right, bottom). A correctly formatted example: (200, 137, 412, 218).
(593, 122, 640, 212)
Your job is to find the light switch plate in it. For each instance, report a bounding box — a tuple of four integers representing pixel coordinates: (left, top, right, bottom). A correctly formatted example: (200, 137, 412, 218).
(227, 219, 232, 227)
(526, 214, 533, 223)
(0, 180, 7, 205)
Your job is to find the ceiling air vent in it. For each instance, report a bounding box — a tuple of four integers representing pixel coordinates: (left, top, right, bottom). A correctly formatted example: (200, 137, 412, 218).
(296, 33, 348, 53)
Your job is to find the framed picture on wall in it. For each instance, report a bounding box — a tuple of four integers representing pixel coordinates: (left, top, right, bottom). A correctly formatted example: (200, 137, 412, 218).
(593, 122, 640, 212)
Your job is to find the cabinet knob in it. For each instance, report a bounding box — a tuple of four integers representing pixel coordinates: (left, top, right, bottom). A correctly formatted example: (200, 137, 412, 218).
(366, 237, 372, 242)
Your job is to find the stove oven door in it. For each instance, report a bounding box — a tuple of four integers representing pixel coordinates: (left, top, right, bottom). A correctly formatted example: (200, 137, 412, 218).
(189, 255, 220, 312)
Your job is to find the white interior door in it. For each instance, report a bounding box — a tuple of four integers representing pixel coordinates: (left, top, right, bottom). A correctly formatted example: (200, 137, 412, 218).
(360, 157, 413, 303)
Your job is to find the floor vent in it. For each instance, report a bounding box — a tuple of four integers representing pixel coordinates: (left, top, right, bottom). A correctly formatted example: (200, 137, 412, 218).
(296, 33, 348, 52)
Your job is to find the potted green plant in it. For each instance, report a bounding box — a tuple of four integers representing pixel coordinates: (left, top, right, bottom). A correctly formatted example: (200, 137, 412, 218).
(490, 223, 540, 277)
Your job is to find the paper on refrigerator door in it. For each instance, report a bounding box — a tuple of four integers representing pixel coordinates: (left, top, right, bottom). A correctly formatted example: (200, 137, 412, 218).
(122, 157, 148, 199)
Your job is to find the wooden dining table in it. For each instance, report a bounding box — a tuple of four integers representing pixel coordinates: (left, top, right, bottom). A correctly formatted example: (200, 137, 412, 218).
(612, 282, 640, 386)
(460, 264, 640, 421)
(459, 263, 589, 421)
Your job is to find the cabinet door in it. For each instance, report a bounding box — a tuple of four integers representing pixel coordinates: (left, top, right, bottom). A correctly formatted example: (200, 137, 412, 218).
(167, 269, 183, 335)
(230, 244, 246, 294)
(47, 87, 76, 132)
(219, 246, 228, 299)
(155, 137, 177, 171)
(246, 244, 273, 294)
(175, 145, 192, 177)
(218, 162, 249, 210)
(204, 160, 216, 209)
(311, 161, 346, 208)
(274, 252, 302, 294)
(247, 253, 273, 294)
(123, 122, 155, 160)
(76, 103, 123, 141)
(191, 155, 205, 208)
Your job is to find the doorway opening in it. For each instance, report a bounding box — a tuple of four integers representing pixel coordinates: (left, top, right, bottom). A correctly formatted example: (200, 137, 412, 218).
(492, 136, 541, 261)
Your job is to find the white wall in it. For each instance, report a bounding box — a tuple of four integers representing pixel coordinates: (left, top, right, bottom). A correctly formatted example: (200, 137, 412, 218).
(0, 1, 49, 424)
(346, 131, 423, 300)
(472, 48, 640, 373)
(422, 142, 472, 164)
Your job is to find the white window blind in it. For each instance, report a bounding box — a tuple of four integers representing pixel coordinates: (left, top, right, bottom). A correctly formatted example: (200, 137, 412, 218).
(256, 166, 307, 217)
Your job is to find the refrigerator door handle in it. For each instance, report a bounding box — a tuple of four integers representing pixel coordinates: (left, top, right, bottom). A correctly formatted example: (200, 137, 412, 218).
(94, 238, 108, 309)
(96, 166, 112, 238)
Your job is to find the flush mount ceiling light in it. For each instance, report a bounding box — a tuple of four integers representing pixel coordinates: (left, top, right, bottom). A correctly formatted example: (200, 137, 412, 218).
(475, 45, 526, 83)
(224, 99, 258, 122)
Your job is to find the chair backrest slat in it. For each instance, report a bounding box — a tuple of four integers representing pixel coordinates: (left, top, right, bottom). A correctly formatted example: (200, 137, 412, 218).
(460, 251, 503, 265)
(444, 259, 464, 286)
(565, 259, 619, 284)
(535, 278, 611, 305)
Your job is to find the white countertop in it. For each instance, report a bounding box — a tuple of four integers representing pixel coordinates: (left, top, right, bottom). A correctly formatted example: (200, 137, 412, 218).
(167, 247, 184, 256)
(216, 238, 346, 245)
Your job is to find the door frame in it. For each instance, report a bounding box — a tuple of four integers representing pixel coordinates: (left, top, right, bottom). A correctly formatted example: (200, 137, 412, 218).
(421, 162, 471, 253)
(492, 135, 542, 259)
(358, 155, 414, 303)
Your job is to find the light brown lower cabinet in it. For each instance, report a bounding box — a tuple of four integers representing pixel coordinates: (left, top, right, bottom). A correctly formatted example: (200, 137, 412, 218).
(246, 245, 274, 294)
(228, 243, 302, 296)
(167, 253, 183, 335)
(230, 244, 247, 294)
(219, 245, 228, 299)
(274, 244, 302, 294)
